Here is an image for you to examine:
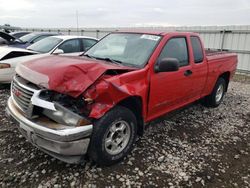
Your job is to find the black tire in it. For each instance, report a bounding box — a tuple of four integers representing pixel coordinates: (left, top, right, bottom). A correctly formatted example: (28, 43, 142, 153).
(203, 77, 226, 107)
(88, 106, 137, 166)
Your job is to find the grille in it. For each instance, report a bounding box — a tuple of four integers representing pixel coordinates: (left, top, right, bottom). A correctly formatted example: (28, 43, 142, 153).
(11, 76, 35, 116)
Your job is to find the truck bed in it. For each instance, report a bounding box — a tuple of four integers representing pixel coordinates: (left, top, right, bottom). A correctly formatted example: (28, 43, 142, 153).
(205, 49, 230, 56)
(205, 49, 237, 62)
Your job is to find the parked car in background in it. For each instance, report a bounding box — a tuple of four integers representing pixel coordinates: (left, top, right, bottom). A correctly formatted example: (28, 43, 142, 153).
(0, 31, 22, 45)
(27, 35, 97, 55)
(9, 31, 30, 38)
(0, 31, 57, 48)
(5, 31, 237, 165)
(0, 35, 98, 83)
(10, 32, 58, 48)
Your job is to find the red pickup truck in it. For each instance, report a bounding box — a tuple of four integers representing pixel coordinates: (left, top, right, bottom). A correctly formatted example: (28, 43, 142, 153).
(6, 31, 237, 166)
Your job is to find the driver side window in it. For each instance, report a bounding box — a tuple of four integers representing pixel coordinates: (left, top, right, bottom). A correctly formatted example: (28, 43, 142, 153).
(58, 39, 81, 53)
(158, 37, 189, 67)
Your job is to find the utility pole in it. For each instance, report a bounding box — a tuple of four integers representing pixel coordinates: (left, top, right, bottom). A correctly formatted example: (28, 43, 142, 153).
(76, 10, 79, 35)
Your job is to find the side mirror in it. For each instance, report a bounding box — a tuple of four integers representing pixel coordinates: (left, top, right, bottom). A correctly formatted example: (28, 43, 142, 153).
(53, 49, 64, 55)
(155, 58, 179, 73)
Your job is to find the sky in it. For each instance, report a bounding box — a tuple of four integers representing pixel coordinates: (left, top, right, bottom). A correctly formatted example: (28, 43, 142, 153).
(0, 0, 250, 28)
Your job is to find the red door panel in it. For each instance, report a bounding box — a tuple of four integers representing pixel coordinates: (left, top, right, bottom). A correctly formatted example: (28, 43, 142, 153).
(147, 36, 195, 121)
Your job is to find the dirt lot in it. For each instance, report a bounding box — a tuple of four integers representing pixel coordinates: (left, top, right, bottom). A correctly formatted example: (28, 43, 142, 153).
(0, 79, 249, 188)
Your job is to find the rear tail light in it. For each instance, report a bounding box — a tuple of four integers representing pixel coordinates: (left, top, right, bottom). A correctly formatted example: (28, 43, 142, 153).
(0, 63, 11, 69)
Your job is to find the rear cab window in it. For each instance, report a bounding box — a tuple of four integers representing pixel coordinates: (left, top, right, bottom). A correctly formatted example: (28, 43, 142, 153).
(190, 36, 204, 63)
(158, 37, 189, 67)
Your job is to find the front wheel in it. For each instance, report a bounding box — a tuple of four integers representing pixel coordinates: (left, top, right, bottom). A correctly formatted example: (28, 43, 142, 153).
(203, 77, 226, 107)
(88, 106, 137, 166)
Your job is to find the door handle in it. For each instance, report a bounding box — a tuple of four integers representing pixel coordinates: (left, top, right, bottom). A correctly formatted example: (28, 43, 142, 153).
(184, 70, 193, 76)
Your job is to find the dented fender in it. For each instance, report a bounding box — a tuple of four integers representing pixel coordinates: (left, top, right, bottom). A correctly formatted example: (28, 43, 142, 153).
(84, 68, 150, 119)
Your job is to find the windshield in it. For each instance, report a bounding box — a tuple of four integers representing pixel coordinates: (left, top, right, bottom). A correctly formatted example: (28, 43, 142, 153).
(19, 33, 37, 42)
(85, 33, 161, 67)
(27, 37, 63, 53)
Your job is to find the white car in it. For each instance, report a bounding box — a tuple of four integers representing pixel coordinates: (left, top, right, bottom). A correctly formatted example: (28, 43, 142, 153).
(0, 35, 98, 83)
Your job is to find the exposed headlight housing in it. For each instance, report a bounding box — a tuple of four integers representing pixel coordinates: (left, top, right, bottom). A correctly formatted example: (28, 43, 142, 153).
(39, 90, 92, 126)
(43, 103, 91, 127)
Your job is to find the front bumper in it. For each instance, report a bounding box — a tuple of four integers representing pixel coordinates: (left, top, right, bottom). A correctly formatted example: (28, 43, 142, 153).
(6, 97, 93, 164)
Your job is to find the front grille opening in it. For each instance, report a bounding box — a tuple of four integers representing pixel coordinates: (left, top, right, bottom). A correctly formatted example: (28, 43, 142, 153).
(11, 75, 36, 117)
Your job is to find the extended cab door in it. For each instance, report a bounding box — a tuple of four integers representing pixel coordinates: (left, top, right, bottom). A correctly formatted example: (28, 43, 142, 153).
(147, 35, 196, 121)
(188, 36, 207, 98)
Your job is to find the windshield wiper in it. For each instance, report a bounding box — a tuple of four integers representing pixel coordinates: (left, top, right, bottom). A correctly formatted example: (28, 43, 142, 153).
(82, 54, 123, 65)
(82, 54, 95, 59)
(95, 57, 123, 65)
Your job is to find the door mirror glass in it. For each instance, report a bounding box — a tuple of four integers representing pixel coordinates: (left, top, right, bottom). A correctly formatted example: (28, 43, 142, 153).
(53, 49, 64, 55)
(155, 58, 179, 73)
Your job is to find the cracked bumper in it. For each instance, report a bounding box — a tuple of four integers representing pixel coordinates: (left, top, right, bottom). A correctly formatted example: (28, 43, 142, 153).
(6, 97, 93, 164)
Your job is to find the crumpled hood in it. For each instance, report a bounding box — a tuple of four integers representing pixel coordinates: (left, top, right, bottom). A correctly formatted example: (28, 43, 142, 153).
(16, 55, 135, 97)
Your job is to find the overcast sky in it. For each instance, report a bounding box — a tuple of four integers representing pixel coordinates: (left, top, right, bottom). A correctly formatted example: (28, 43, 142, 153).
(0, 0, 250, 28)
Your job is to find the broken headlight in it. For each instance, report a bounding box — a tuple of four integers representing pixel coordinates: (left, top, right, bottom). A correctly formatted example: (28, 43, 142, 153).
(39, 90, 92, 126)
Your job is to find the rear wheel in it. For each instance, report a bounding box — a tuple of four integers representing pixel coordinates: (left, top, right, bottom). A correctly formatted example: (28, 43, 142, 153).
(203, 77, 226, 107)
(88, 106, 137, 166)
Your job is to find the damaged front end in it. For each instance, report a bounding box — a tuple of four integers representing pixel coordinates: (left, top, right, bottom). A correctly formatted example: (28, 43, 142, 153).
(6, 75, 93, 163)
(6, 55, 147, 163)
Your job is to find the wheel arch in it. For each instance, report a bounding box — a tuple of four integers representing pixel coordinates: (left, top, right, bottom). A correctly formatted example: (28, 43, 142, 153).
(117, 96, 145, 136)
(218, 71, 230, 92)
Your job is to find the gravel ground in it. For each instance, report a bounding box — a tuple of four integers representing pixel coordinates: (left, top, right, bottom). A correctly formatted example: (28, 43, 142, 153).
(0, 80, 249, 188)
